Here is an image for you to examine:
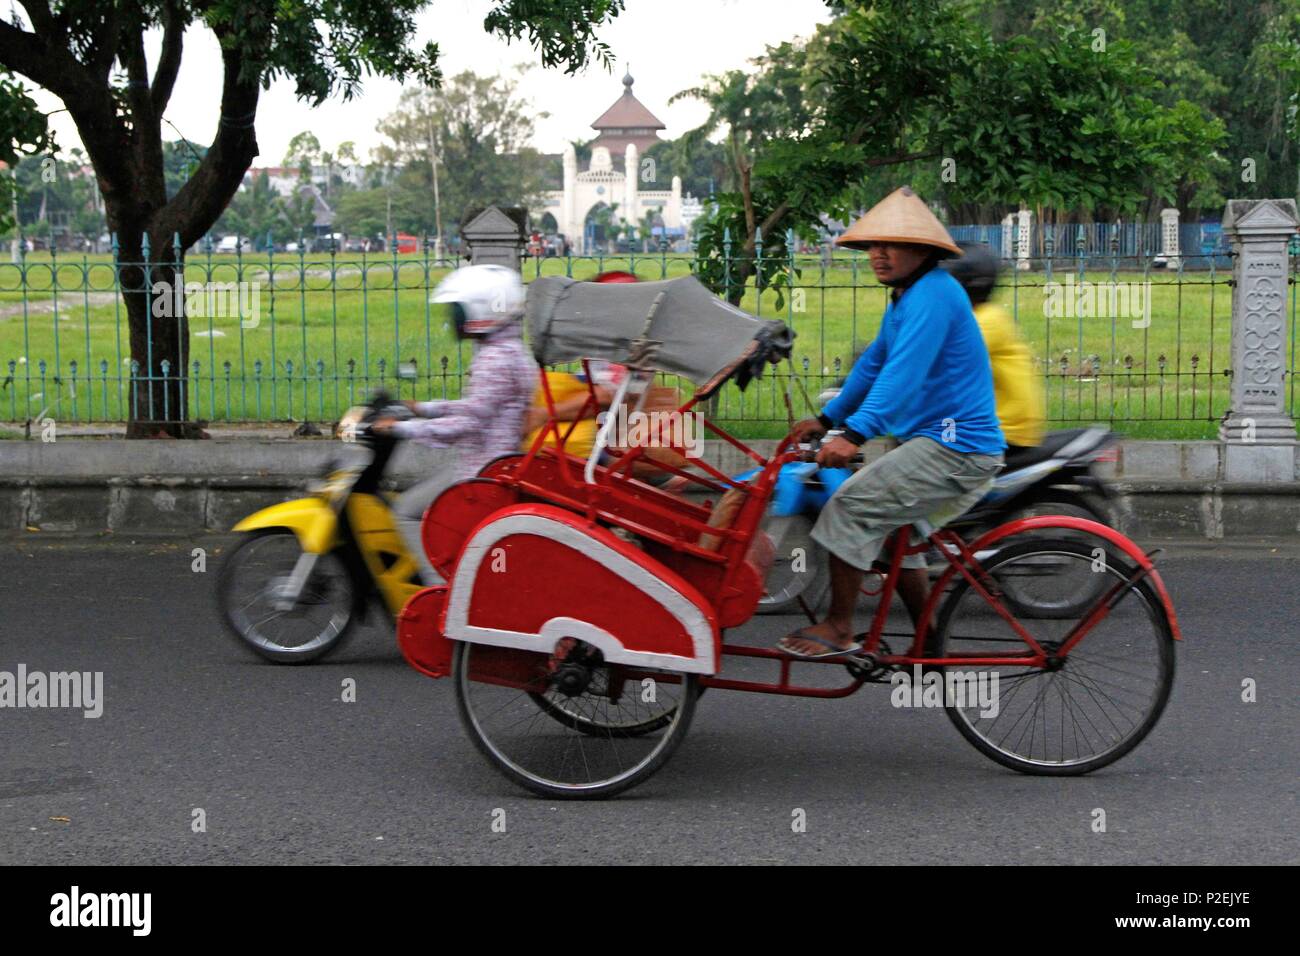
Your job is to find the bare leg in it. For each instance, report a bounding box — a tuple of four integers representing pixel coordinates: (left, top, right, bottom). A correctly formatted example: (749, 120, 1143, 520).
(780, 559, 934, 657)
(780, 553, 863, 654)
(825, 554, 865, 635)
(896, 567, 930, 629)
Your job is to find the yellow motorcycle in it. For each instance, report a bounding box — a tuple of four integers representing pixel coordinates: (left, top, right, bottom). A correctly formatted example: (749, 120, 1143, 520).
(217, 391, 425, 663)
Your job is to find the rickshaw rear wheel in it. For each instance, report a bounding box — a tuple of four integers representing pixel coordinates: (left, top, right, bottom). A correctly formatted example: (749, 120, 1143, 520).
(926, 538, 1175, 775)
(454, 641, 700, 799)
(528, 691, 677, 738)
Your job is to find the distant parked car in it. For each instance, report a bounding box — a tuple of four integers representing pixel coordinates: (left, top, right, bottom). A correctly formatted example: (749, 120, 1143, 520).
(217, 235, 248, 253)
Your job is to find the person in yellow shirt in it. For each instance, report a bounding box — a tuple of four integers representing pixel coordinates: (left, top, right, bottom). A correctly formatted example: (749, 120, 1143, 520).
(522, 369, 609, 457)
(942, 241, 1045, 452)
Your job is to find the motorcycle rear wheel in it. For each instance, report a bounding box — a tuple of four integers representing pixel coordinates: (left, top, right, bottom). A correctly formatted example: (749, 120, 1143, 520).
(994, 492, 1114, 619)
(757, 513, 830, 614)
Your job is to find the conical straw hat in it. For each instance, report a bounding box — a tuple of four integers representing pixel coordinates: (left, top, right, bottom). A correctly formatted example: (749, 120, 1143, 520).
(835, 186, 962, 256)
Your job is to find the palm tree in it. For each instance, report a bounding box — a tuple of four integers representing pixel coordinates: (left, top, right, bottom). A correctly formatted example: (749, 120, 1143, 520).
(670, 49, 812, 298)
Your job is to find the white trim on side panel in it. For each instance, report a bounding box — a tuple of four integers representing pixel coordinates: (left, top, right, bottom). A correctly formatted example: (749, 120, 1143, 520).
(445, 511, 716, 674)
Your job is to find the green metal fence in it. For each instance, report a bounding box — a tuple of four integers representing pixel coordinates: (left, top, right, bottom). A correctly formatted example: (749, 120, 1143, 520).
(0, 229, 1291, 438)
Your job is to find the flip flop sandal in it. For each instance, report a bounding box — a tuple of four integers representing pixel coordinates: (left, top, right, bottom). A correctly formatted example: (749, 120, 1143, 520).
(777, 629, 863, 660)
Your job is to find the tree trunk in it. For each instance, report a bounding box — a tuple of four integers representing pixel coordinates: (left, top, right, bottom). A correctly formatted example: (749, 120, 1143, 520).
(0, 12, 259, 437)
(116, 233, 199, 438)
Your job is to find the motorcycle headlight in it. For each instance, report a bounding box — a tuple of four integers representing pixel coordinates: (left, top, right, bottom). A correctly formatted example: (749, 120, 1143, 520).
(336, 406, 366, 438)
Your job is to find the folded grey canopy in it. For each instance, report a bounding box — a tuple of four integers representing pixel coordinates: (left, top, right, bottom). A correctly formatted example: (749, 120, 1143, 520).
(525, 275, 794, 395)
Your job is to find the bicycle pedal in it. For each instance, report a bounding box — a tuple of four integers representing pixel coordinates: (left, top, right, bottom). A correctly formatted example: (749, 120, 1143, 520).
(844, 639, 894, 682)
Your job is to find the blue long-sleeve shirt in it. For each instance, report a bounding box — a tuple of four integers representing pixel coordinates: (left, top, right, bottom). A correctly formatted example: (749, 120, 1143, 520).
(821, 267, 1004, 454)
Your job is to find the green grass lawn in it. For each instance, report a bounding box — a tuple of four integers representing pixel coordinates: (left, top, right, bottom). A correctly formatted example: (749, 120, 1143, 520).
(0, 249, 1288, 440)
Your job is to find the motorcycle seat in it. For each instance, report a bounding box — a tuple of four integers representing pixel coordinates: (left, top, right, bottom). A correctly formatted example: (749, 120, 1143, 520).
(1002, 428, 1094, 471)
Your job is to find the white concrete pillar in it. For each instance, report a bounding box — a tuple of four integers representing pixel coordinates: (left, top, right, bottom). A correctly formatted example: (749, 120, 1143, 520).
(624, 143, 639, 241)
(1016, 208, 1032, 270)
(1000, 213, 1014, 261)
(562, 144, 577, 252)
(1160, 208, 1180, 269)
(1219, 198, 1299, 479)
(669, 176, 682, 243)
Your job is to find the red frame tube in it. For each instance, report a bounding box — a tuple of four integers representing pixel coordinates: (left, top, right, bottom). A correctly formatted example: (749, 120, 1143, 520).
(508, 372, 1177, 699)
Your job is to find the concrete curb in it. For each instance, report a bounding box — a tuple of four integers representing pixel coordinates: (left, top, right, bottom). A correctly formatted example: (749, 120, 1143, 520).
(3, 437, 1299, 538)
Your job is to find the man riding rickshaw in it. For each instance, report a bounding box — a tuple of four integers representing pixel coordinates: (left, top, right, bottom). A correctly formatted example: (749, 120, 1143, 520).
(393, 223, 1178, 798)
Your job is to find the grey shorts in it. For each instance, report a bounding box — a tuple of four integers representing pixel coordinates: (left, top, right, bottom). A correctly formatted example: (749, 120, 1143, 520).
(810, 437, 1003, 571)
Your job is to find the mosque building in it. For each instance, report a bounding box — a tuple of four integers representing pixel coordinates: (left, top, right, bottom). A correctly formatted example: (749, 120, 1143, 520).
(537, 71, 702, 253)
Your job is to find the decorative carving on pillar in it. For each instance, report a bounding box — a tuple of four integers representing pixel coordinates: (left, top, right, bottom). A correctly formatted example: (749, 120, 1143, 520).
(1160, 208, 1180, 269)
(1220, 198, 1298, 447)
(1015, 208, 1032, 270)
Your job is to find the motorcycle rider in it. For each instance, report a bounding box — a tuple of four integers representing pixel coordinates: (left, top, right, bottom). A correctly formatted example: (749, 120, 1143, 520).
(373, 264, 538, 583)
(941, 241, 1046, 458)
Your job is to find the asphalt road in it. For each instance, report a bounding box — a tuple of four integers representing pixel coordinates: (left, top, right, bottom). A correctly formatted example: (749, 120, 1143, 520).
(1, 534, 1296, 865)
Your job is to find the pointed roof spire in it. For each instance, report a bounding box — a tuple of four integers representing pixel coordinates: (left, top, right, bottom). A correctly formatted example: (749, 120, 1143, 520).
(592, 66, 665, 130)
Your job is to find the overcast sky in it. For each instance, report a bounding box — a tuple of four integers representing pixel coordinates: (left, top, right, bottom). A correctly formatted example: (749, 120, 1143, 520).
(26, 0, 832, 166)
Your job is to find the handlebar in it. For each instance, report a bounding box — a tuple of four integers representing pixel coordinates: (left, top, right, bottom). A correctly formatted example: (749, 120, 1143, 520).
(796, 444, 864, 465)
(775, 433, 863, 466)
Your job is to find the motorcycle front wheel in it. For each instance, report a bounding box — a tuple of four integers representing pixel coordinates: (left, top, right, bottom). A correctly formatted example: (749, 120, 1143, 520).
(217, 529, 358, 663)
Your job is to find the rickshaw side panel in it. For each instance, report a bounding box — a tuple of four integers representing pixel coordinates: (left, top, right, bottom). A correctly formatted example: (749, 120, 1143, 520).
(397, 585, 453, 678)
(443, 504, 720, 675)
(482, 447, 781, 629)
(420, 478, 521, 578)
(642, 537, 770, 629)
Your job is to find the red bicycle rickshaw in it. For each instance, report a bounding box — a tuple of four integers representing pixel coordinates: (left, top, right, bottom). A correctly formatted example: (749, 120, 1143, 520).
(397, 275, 1180, 798)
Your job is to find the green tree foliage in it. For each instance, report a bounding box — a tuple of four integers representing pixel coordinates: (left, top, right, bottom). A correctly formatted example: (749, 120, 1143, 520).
(1, 69, 51, 232)
(688, 0, 1227, 303)
(163, 140, 207, 202)
(219, 170, 310, 250)
(0, 0, 625, 435)
(977, 0, 1298, 208)
(6, 151, 105, 246)
(334, 186, 406, 241)
(643, 136, 729, 199)
(284, 131, 322, 181)
(372, 68, 550, 238)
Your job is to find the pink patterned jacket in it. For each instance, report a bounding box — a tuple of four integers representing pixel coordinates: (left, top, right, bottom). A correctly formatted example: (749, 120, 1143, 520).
(391, 324, 538, 481)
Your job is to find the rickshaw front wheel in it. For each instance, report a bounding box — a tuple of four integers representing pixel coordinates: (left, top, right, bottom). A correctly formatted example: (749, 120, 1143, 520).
(454, 641, 699, 799)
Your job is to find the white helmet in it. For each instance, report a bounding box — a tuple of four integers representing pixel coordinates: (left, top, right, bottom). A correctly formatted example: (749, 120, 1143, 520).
(431, 264, 525, 337)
